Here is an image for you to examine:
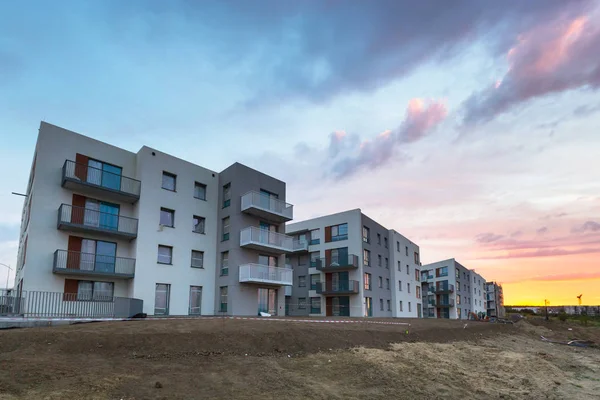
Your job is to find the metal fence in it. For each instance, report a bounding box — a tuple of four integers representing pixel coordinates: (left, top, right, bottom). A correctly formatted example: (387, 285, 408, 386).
(0, 289, 143, 318)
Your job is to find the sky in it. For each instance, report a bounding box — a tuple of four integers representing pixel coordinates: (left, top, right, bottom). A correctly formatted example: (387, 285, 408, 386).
(1, 0, 599, 306)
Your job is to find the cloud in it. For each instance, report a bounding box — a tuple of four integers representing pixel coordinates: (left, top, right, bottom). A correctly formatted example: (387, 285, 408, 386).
(572, 220, 600, 233)
(479, 247, 600, 260)
(573, 103, 600, 117)
(510, 230, 523, 238)
(476, 232, 504, 243)
(536, 227, 548, 235)
(503, 271, 600, 283)
(462, 5, 600, 125)
(330, 99, 447, 178)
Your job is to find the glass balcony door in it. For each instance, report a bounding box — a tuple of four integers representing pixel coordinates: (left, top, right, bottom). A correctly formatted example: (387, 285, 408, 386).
(258, 288, 278, 315)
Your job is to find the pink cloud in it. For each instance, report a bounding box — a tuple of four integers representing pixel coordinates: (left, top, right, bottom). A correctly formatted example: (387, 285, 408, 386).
(503, 271, 600, 284)
(478, 247, 600, 260)
(572, 220, 600, 233)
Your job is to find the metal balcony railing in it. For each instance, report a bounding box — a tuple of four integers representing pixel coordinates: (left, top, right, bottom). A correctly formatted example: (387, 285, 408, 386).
(316, 254, 359, 271)
(240, 191, 293, 222)
(437, 298, 455, 307)
(57, 204, 138, 238)
(240, 227, 294, 253)
(62, 160, 141, 200)
(434, 283, 455, 293)
(238, 263, 293, 285)
(292, 238, 309, 252)
(53, 250, 136, 278)
(316, 280, 360, 295)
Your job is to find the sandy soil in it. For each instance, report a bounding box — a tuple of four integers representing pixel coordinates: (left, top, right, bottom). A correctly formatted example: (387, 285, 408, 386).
(0, 317, 598, 399)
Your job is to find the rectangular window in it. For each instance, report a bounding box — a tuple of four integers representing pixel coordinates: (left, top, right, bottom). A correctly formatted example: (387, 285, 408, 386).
(298, 276, 306, 287)
(384, 237, 388, 248)
(385, 257, 389, 269)
(398, 261, 401, 271)
(189, 286, 202, 315)
(386, 278, 390, 290)
(457, 294, 461, 305)
(160, 207, 175, 227)
(405, 246, 408, 256)
(363, 249, 370, 266)
(162, 172, 176, 191)
(194, 182, 207, 200)
(191, 250, 204, 268)
(398, 281, 402, 291)
(397, 241, 400, 252)
(376, 233, 381, 245)
(76, 281, 114, 301)
(222, 217, 230, 241)
(408, 302, 412, 312)
(378, 276, 383, 288)
(157, 245, 173, 264)
(310, 274, 320, 290)
(399, 300, 403, 312)
(415, 269, 420, 282)
(220, 251, 229, 276)
(406, 264, 410, 275)
(387, 299, 391, 311)
(310, 251, 319, 267)
(298, 254, 308, 266)
(310, 297, 321, 313)
(193, 216, 205, 234)
(363, 226, 370, 243)
(414, 252, 420, 264)
(379, 298, 384, 311)
(222, 183, 231, 208)
(309, 229, 320, 245)
(219, 286, 228, 312)
(331, 223, 348, 241)
(364, 273, 371, 290)
(456, 269, 460, 278)
(416, 286, 421, 299)
(407, 283, 411, 293)
(298, 297, 307, 309)
(155, 283, 171, 315)
(378, 255, 382, 267)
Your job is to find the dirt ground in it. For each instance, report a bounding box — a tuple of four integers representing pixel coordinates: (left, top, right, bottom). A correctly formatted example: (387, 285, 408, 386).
(0, 317, 599, 399)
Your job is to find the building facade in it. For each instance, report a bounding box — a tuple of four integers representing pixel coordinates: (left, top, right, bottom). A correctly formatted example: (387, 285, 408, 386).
(13, 122, 299, 316)
(485, 281, 505, 318)
(285, 210, 422, 318)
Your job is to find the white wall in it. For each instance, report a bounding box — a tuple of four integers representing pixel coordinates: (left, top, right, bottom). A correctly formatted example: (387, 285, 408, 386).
(470, 270, 486, 316)
(389, 230, 423, 318)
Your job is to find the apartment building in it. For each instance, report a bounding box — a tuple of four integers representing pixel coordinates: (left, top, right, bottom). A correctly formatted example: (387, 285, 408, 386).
(485, 281, 505, 318)
(470, 270, 486, 317)
(13, 122, 299, 316)
(285, 209, 422, 318)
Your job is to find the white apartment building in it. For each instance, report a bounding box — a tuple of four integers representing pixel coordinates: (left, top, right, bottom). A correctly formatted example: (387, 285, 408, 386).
(470, 270, 486, 317)
(13, 122, 300, 317)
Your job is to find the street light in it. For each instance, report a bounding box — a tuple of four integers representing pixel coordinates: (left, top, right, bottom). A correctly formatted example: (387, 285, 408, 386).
(0, 263, 13, 291)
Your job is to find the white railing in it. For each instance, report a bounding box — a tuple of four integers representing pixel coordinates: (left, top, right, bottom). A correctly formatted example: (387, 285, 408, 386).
(239, 263, 293, 285)
(292, 239, 308, 252)
(240, 227, 294, 252)
(241, 191, 293, 220)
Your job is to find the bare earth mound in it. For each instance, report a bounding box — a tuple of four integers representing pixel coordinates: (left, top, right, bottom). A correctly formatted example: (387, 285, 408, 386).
(0, 317, 598, 399)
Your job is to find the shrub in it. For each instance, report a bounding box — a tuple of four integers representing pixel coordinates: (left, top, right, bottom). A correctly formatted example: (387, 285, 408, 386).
(558, 312, 568, 322)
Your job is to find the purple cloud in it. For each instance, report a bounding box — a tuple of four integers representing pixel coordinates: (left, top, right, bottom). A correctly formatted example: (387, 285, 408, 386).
(476, 232, 504, 243)
(572, 221, 600, 233)
(536, 227, 548, 235)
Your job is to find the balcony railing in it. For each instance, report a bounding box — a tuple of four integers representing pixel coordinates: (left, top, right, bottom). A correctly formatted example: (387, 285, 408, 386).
(437, 298, 455, 307)
(240, 227, 294, 253)
(53, 250, 135, 279)
(316, 254, 359, 272)
(316, 280, 360, 295)
(426, 298, 437, 307)
(292, 239, 309, 252)
(240, 191, 293, 222)
(434, 283, 455, 293)
(57, 204, 138, 239)
(62, 160, 141, 203)
(238, 263, 293, 286)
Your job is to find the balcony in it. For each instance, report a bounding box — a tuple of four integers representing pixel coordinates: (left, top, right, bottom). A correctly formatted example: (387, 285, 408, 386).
(292, 239, 309, 252)
(53, 250, 135, 279)
(316, 280, 360, 295)
(62, 160, 141, 204)
(238, 264, 293, 286)
(316, 254, 359, 272)
(426, 298, 437, 307)
(437, 298, 455, 307)
(240, 191, 293, 223)
(433, 283, 455, 294)
(57, 204, 138, 240)
(240, 227, 295, 254)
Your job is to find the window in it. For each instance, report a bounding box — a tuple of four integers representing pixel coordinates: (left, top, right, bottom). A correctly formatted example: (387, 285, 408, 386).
(407, 283, 411, 293)
(331, 223, 348, 241)
(220, 252, 229, 276)
(406, 264, 410, 275)
(191, 250, 204, 268)
(222, 217, 230, 241)
(405, 246, 408, 256)
(408, 302, 412, 312)
(414, 252, 420, 264)
(376, 233, 381, 245)
(76, 281, 114, 301)
(155, 283, 171, 315)
(385, 257, 389, 269)
(363, 249, 370, 266)
(399, 300, 403, 312)
(309, 229, 320, 245)
(298, 254, 308, 266)
(416, 286, 421, 299)
(363, 226, 370, 243)
(157, 245, 173, 264)
(387, 300, 391, 311)
(436, 266, 448, 277)
(455, 269, 460, 278)
(384, 237, 388, 248)
(193, 215, 205, 234)
(397, 241, 400, 252)
(364, 273, 372, 290)
(398, 261, 401, 271)
(386, 278, 390, 290)
(298, 276, 306, 287)
(464, 284, 467, 291)
(456, 295, 461, 305)
(162, 172, 176, 191)
(457, 281, 461, 291)
(310, 297, 321, 313)
(378, 255, 382, 267)
(189, 286, 202, 315)
(219, 287, 228, 312)
(379, 298, 384, 311)
(310, 274, 320, 290)
(378, 276, 383, 288)
(194, 182, 206, 200)
(160, 208, 175, 227)
(222, 183, 231, 208)
(398, 281, 402, 291)
(415, 269, 420, 282)
(298, 298, 307, 309)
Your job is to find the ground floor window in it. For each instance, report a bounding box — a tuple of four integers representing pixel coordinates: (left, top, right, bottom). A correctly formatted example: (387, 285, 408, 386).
(64, 279, 114, 301)
(154, 283, 170, 315)
(219, 286, 228, 313)
(189, 286, 202, 315)
(310, 297, 321, 314)
(258, 288, 277, 315)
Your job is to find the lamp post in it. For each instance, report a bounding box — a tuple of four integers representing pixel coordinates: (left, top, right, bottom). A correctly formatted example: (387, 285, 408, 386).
(0, 263, 13, 291)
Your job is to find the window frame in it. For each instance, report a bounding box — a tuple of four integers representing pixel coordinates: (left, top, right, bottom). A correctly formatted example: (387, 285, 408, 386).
(298, 275, 306, 287)
(222, 183, 231, 208)
(298, 297, 307, 309)
(362, 226, 370, 243)
(364, 273, 372, 290)
(157, 245, 173, 265)
(220, 251, 229, 276)
(194, 181, 207, 200)
(191, 250, 204, 268)
(193, 215, 206, 234)
(160, 207, 175, 228)
(222, 217, 230, 241)
(161, 171, 177, 192)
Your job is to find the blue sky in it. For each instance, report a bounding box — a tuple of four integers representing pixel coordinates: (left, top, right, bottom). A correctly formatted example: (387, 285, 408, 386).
(1, 1, 599, 304)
